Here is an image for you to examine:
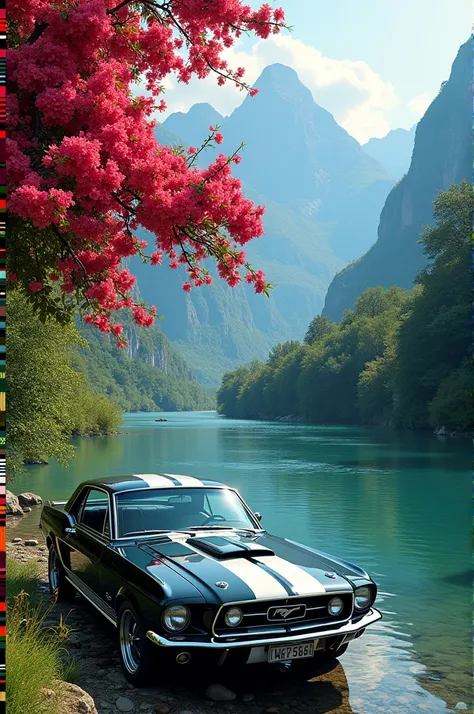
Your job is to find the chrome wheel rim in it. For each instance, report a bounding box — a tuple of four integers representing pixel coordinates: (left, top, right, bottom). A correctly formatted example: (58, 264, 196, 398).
(120, 609, 141, 674)
(49, 549, 59, 590)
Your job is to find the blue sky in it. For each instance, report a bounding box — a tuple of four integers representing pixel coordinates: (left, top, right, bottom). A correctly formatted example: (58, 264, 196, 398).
(160, 0, 470, 143)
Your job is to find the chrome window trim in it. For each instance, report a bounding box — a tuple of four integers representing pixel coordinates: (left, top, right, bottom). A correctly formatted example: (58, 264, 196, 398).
(70, 485, 115, 540)
(112, 486, 262, 541)
(211, 591, 354, 638)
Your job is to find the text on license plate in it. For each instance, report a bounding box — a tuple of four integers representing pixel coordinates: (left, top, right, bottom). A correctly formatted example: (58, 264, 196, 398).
(268, 642, 315, 662)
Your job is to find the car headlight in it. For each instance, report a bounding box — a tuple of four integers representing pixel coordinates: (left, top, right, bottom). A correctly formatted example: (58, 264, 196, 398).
(328, 597, 344, 616)
(354, 586, 372, 610)
(162, 605, 190, 632)
(224, 607, 243, 627)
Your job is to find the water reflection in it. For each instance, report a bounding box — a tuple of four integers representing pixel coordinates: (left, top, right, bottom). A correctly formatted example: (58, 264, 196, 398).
(9, 412, 470, 712)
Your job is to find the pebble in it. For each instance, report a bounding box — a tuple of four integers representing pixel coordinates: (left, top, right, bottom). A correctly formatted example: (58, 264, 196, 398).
(11, 538, 22, 543)
(242, 693, 255, 703)
(455, 705, 468, 711)
(205, 684, 236, 702)
(24, 539, 39, 546)
(154, 706, 171, 714)
(262, 708, 280, 714)
(116, 697, 135, 712)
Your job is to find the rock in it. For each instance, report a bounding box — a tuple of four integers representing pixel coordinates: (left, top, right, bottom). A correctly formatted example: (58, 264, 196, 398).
(55, 682, 98, 714)
(18, 492, 43, 507)
(6, 491, 23, 516)
(24, 539, 39, 546)
(11, 537, 22, 543)
(242, 693, 255, 703)
(154, 705, 171, 714)
(206, 684, 237, 702)
(41, 688, 57, 699)
(116, 697, 135, 712)
(22, 507, 32, 513)
(455, 705, 468, 711)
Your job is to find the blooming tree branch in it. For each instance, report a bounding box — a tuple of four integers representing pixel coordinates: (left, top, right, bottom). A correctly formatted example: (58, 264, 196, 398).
(8, 0, 286, 345)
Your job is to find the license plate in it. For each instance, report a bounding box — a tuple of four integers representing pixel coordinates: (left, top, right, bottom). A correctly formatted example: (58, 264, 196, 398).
(268, 641, 315, 662)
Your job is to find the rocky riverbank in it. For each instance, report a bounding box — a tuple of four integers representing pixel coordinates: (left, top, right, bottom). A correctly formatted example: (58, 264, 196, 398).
(7, 530, 356, 714)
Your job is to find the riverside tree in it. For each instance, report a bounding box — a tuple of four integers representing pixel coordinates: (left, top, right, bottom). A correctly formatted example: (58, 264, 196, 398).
(9, 0, 287, 344)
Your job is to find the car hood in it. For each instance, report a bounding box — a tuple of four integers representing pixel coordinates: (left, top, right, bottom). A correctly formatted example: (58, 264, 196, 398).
(139, 530, 361, 605)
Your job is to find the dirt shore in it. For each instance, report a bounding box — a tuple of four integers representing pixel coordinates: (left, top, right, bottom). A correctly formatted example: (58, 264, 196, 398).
(7, 532, 357, 714)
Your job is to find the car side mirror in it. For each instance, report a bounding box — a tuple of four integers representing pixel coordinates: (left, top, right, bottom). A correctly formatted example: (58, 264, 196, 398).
(65, 513, 76, 534)
(254, 512, 262, 522)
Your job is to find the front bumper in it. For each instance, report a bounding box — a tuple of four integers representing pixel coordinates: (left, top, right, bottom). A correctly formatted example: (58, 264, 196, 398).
(146, 607, 381, 650)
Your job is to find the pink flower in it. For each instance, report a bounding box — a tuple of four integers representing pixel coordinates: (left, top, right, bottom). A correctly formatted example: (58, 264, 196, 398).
(29, 280, 43, 292)
(9, 0, 279, 336)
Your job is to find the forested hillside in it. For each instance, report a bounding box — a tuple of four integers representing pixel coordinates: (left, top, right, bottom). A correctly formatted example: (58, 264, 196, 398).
(218, 183, 470, 432)
(73, 313, 215, 412)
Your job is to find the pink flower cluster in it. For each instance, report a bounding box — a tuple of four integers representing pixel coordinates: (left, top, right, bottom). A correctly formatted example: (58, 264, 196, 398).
(8, 0, 284, 344)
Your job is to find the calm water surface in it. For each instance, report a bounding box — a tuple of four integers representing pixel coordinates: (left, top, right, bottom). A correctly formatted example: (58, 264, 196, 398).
(10, 412, 471, 713)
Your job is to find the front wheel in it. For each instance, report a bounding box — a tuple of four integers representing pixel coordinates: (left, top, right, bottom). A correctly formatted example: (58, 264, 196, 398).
(118, 600, 158, 686)
(48, 546, 76, 602)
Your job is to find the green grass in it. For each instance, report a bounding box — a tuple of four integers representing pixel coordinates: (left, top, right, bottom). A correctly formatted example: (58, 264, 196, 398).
(7, 560, 80, 714)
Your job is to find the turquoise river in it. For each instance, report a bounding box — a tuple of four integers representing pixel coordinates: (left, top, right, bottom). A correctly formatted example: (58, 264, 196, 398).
(10, 412, 471, 714)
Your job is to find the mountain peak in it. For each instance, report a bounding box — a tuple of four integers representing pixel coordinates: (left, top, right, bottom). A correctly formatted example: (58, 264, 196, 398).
(254, 63, 313, 103)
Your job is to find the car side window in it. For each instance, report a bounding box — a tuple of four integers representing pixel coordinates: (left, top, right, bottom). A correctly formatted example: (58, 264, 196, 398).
(78, 488, 110, 536)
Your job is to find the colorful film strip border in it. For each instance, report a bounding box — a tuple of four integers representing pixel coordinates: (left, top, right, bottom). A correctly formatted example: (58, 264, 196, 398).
(0, 3, 5, 704)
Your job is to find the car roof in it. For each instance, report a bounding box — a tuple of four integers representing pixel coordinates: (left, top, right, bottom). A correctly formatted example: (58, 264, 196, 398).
(83, 474, 229, 494)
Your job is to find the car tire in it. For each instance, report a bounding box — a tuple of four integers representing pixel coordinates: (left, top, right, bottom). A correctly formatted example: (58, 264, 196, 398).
(48, 546, 76, 602)
(117, 600, 156, 687)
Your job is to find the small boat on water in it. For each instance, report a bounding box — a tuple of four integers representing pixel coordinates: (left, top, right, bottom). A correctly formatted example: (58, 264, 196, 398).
(155, 418, 167, 422)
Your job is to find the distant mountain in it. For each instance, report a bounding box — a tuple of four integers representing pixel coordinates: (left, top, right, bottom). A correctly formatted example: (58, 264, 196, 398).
(363, 126, 416, 180)
(323, 41, 471, 321)
(165, 64, 394, 264)
(135, 63, 395, 382)
(163, 102, 224, 149)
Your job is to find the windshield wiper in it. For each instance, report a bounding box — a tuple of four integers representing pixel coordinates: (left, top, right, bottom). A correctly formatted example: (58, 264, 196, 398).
(187, 525, 257, 533)
(187, 525, 230, 531)
(123, 529, 174, 537)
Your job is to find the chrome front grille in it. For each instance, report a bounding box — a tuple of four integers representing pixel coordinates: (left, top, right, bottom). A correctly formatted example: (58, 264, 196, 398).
(213, 592, 353, 638)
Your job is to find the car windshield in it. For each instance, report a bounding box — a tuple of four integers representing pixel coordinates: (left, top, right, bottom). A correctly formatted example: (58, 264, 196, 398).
(116, 488, 258, 537)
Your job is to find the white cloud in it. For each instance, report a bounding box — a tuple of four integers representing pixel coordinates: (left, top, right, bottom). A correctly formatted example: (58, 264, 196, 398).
(157, 35, 398, 143)
(407, 92, 431, 119)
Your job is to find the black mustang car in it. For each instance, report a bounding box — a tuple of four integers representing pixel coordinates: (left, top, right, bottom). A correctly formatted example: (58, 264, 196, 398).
(40, 474, 382, 686)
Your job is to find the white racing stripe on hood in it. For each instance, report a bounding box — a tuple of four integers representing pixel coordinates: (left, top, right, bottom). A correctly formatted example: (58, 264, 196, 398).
(218, 557, 289, 599)
(182, 538, 288, 599)
(133, 474, 174, 488)
(163, 474, 203, 487)
(254, 555, 326, 595)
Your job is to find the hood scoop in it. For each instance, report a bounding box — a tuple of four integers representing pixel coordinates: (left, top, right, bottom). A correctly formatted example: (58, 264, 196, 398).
(189, 536, 274, 560)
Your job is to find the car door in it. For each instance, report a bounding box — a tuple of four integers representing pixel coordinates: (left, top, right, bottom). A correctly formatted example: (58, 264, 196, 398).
(65, 487, 110, 599)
